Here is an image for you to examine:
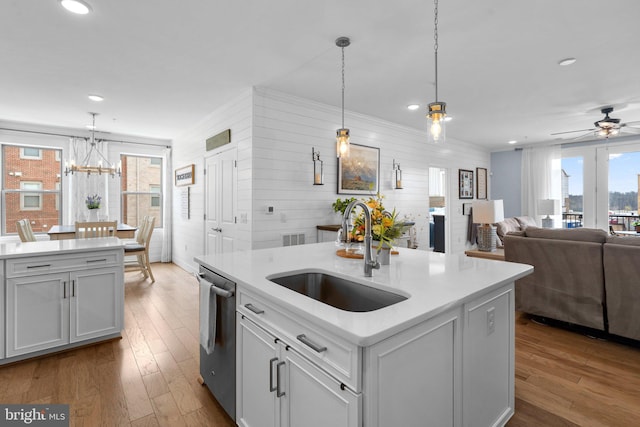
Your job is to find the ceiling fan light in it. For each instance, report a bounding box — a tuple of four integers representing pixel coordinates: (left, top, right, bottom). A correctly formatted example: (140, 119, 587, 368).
(59, 0, 92, 15)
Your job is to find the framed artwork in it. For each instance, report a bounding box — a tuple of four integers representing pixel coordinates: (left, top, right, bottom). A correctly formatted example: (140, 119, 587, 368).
(175, 164, 195, 186)
(459, 169, 474, 199)
(476, 167, 488, 200)
(338, 144, 380, 194)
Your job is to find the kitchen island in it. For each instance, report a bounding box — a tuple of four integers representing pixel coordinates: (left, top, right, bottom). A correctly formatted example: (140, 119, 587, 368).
(0, 238, 125, 365)
(196, 242, 532, 427)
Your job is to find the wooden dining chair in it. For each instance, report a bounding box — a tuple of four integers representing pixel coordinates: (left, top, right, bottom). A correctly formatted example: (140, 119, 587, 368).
(16, 219, 36, 242)
(124, 216, 155, 282)
(75, 221, 117, 238)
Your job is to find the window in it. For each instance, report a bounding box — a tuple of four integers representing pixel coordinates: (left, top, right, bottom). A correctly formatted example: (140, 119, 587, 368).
(20, 182, 42, 210)
(150, 185, 161, 207)
(561, 156, 584, 228)
(20, 147, 42, 160)
(2, 145, 62, 235)
(121, 155, 163, 228)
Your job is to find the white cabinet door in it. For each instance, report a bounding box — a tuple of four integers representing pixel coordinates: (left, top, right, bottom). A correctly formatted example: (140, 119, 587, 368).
(6, 272, 70, 357)
(365, 308, 462, 427)
(237, 315, 279, 427)
(70, 267, 123, 343)
(281, 349, 360, 427)
(463, 285, 514, 427)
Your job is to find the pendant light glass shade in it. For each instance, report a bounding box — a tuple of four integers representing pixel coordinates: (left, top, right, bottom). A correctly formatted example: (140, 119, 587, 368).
(427, 102, 447, 143)
(336, 128, 350, 158)
(427, 0, 447, 143)
(336, 37, 351, 158)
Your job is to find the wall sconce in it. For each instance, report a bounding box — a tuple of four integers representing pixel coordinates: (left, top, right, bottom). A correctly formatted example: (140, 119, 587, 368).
(393, 159, 403, 189)
(312, 147, 324, 185)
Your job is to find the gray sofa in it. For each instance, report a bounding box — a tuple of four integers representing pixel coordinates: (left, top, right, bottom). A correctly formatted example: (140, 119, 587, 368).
(504, 227, 640, 341)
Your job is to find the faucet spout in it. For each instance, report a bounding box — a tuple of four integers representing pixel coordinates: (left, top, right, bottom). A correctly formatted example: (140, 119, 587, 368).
(342, 200, 380, 277)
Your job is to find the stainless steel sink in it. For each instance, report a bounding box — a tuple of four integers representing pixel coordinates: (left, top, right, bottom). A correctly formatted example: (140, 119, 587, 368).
(267, 271, 407, 312)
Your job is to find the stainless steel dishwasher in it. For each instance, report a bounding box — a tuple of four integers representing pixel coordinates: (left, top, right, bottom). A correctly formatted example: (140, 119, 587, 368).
(198, 265, 236, 421)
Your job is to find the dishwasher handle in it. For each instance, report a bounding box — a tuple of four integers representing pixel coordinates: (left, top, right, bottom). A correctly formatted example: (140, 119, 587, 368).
(198, 274, 235, 298)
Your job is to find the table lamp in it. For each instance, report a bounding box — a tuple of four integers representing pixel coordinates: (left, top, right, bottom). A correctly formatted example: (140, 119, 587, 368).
(473, 200, 504, 252)
(539, 199, 559, 228)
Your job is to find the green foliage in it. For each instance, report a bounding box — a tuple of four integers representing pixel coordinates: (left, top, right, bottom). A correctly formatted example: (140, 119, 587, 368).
(332, 197, 357, 215)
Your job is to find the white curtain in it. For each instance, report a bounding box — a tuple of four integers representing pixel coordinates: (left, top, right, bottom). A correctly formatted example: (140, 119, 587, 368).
(161, 146, 172, 262)
(521, 145, 562, 225)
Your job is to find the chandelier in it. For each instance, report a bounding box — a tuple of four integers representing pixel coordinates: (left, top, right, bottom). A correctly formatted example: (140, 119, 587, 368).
(64, 112, 121, 178)
(427, 0, 447, 143)
(336, 36, 351, 158)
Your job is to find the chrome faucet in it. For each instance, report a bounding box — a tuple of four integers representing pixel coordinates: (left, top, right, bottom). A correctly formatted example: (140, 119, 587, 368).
(341, 200, 380, 277)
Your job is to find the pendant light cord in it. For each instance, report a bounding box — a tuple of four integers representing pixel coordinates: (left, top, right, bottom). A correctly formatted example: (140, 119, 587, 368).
(341, 46, 346, 129)
(433, 0, 439, 102)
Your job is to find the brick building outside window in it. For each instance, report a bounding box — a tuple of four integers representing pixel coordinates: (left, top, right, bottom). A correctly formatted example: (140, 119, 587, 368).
(2, 145, 62, 235)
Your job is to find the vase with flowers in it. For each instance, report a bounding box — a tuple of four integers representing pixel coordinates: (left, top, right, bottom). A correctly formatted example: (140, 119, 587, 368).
(85, 194, 102, 221)
(351, 193, 409, 264)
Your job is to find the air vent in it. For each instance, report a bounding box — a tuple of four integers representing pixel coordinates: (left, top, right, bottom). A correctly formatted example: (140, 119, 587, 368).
(282, 233, 305, 247)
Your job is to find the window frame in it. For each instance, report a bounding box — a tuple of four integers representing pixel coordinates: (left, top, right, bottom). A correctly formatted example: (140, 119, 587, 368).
(20, 181, 43, 210)
(20, 147, 42, 160)
(120, 154, 164, 228)
(1, 143, 63, 236)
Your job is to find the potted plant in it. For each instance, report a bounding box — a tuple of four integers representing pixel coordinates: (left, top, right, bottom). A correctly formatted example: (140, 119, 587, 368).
(332, 197, 357, 216)
(632, 220, 640, 233)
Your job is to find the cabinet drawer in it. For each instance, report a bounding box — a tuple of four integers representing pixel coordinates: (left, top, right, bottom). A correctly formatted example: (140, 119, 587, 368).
(6, 251, 121, 278)
(238, 289, 361, 391)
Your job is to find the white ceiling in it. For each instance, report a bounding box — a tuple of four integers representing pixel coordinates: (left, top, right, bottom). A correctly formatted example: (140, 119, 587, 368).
(2, 0, 640, 150)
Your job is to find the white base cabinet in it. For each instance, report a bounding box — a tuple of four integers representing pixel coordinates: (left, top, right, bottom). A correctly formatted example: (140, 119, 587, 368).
(237, 314, 360, 427)
(237, 283, 515, 427)
(3, 249, 124, 360)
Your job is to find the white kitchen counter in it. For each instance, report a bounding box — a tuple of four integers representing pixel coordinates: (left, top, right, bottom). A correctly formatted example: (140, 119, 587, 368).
(0, 237, 125, 259)
(195, 242, 532, 346)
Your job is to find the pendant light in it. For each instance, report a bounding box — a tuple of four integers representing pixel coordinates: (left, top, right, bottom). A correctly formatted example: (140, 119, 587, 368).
(64, 112, 121, 178)
(336, 36, 351, 158)
(427, 0, 447, 143)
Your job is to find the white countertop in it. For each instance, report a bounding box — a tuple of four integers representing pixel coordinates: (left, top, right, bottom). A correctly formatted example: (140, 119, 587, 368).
(0, 237, 125, 259)
(195, 242, 533, 346)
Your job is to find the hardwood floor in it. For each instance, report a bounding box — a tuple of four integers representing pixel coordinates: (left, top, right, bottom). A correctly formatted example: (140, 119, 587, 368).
(0, 263, 235, 427)
(507, 312, 640, 427)
(1, 263, 639, 426)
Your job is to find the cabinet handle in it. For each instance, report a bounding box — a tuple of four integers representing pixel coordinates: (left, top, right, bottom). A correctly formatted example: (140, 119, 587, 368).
(269, 357, 278, 392)
(72, 280, 76, 297)
(276, 361, 286, 397)
(245, 303, 264, 315)
(27, 264, 51, 269)
(63, 281, 67, 299)
(296, 334, 327, 353)
(86, 258, 107, 263)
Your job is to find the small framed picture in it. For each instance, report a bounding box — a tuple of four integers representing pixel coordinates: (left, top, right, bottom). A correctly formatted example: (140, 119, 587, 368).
(175, 164, 195, 187)
(338, 144, 380, 195)
(476, 167, 487, 200)
(459, 169, 474, 199)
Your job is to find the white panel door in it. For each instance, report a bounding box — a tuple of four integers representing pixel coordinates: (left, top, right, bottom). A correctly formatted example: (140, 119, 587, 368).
(206, 148, 237, 256)
(70, 267, 123, 343)
(6, 273, 70, 357)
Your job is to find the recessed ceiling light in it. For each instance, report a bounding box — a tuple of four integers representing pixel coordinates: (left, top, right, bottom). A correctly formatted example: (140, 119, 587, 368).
(444, 116, 452, 122)
(59, 0, 92, 15)
(508, 140, 517, 144)
(407, 104, 420, 110)
(88, 94, 103, 102)
(558, 57, 577, 66)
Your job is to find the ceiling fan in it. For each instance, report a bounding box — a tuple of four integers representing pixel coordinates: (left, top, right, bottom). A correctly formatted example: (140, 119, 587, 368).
(551, 107, 640, 139)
